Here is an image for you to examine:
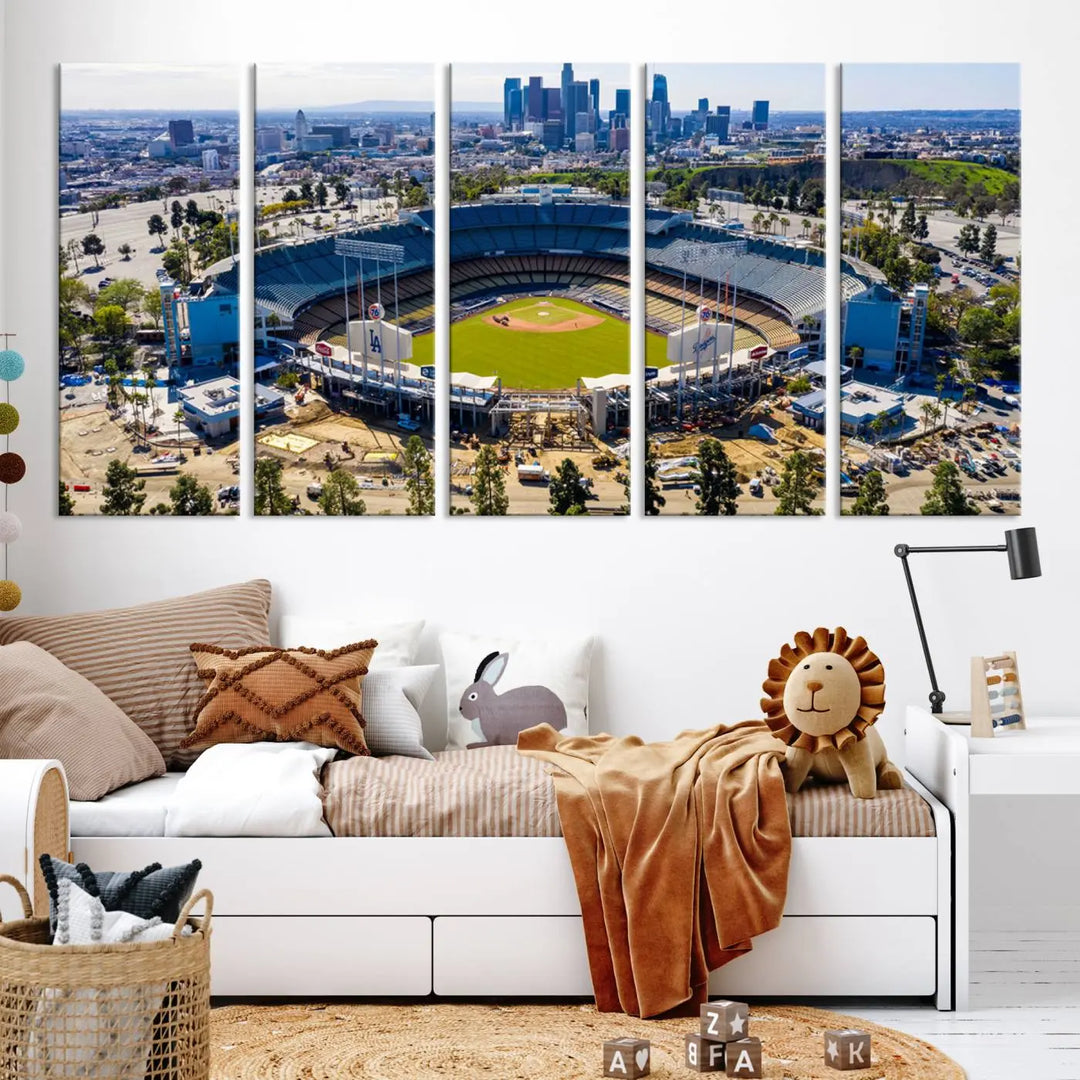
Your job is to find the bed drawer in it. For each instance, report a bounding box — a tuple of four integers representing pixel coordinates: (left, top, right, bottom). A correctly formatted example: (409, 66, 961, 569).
(709, 916, 937, 997)
(434, 916, 593, 996)
(211, 916, 432, 996)
(433, 915, 936, 998)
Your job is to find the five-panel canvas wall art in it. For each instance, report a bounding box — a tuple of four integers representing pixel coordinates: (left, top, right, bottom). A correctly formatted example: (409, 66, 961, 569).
(58, 63, 1021, 517)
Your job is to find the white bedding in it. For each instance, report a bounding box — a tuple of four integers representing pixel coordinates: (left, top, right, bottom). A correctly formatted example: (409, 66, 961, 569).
(163, 742, 337, 837)
(70, 774, 183, 837)
(70, 744, 337, 838)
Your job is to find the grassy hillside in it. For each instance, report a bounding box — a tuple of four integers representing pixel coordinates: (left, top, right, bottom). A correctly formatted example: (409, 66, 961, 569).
(841, 158, 1017, 197)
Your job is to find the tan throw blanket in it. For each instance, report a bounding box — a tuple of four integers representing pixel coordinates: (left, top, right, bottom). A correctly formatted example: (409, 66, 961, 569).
(517, 721, 791, 1019)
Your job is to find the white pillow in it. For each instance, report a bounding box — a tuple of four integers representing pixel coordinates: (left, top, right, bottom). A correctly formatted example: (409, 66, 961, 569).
(440, 631, 594, 750)
(363, 665, 439, 760)
(277, 616, 423, 670)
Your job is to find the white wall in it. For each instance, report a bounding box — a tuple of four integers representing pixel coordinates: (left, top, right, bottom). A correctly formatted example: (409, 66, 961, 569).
(4, 0, 1080, 930)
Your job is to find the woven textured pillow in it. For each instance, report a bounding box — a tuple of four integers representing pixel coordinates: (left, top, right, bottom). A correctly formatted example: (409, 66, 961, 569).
(0, 580, 272, 768)
(181, 642, 377, 755)
(39, 854, 201, 933)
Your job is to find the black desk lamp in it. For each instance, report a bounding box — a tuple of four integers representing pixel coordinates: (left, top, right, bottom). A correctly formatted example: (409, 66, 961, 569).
(894, 527, 1042, 714)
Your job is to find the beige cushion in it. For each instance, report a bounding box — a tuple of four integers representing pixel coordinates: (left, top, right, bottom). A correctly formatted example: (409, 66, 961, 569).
(0, 580, 272, 768)
(0, 641, 166, 800)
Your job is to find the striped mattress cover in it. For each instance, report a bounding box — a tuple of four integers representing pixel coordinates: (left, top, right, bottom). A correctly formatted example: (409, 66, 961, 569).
(321, 745, 936, 839)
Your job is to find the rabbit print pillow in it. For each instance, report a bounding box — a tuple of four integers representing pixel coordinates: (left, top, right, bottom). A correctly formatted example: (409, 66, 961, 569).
(440, 631, 594, 750)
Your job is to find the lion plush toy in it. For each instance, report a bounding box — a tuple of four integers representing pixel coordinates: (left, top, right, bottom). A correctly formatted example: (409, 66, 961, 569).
(760, 627, 903, 800)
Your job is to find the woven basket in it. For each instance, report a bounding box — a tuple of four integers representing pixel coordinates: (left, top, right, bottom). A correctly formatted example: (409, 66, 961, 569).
(0, 874, 212, 1080)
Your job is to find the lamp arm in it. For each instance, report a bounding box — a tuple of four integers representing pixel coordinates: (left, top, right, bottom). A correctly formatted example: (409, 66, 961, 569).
(894, 543, 946, 714)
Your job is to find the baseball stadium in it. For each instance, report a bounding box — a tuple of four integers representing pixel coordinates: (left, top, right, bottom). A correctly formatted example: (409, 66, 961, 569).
(643, 211, 871, 514)
(228, 209, 435, 513)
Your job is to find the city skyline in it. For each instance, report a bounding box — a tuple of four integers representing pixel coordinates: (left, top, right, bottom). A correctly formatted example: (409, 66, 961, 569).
(61, 64, 240, 111)
(452, 63, 629, 113)
(648, 63, 824, 113)
(842, 63, 1019, 111)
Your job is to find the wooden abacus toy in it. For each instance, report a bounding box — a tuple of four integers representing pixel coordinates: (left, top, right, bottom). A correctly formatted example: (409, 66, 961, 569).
(684, 1000, 762, 1077)
(602, 1037, 650, 1078)
(970, 652, 1026, 738)
(824, 1028, 872, 1071)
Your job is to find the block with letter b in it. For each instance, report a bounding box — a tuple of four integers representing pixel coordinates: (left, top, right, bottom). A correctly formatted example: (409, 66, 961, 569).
(724, 1037, 762, 1077)
(685, 1032, 726, 1072)
(700, 999, 749, 1042)
(602, 1037, 650, 1078)
(824, 1028, 872, 1070)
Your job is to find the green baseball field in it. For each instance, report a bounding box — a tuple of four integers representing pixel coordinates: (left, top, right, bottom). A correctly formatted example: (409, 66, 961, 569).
(451, 296, 628, 390)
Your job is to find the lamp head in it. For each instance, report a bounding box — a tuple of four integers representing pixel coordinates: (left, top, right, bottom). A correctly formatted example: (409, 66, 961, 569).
(1005, 527, 1041, 580)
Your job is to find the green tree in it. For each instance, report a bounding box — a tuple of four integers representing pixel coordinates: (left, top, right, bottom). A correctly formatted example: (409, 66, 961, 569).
(96, 279, 145, 312)
(117, 242, 134, 261)
(980, 223, 998, 264)
(81, 233, 105, 268)
(900, 199, 917, 238)
(958, 306, 1000, 347)
(59, 481, 75, 516)
(851, 469, 889, 515)
(787, 374, 812, 396)
(254, 457, 293, 515)
(470, 444, 509, 515)
(100, 459, 146, 516)
(645, 437, 666, 515)
(315, 181, 329, 208)
(168, 473, 214, 515)
(773, 450, 820, 515)
(956, 223, 980, 255)
(334, 180, 350, 204)
(914, 213, 930, 242)
(142, 291, 163, 329)
(402, 435, 435, 516)
(921, 460, 980, 515)
(319, 469, 367, 516)
(147, 214, 168, 246)
(694, 438, 739, 515)
(299, 181, 314, 204)
(93, 303, 128, 342)
(548, 458, 588, 515)
(185, 199, 200, 226)
(276, 371, 300, 390)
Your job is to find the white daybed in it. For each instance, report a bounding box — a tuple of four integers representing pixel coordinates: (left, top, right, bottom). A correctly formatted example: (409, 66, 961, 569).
(1, 758, 955, 1010)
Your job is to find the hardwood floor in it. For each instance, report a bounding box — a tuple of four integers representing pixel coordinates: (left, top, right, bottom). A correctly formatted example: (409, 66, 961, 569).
(846, 933, 1080, 1079)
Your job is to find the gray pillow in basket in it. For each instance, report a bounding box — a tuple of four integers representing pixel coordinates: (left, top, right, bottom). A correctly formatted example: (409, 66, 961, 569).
(39, 854, 201, 934)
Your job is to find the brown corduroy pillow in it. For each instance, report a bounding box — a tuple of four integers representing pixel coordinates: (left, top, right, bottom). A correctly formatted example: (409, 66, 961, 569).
(181, 641, 378, 755)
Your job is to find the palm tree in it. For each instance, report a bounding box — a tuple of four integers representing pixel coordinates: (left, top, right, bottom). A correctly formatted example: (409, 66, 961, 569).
(751, 211, 764, 233)
(174, 406, 186, 457)
(801, 217, 811, 238)
(779, 216, 790, 237)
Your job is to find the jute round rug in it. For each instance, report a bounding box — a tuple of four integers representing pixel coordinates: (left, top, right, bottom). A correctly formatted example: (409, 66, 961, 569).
(209, 1002, 965, 1079)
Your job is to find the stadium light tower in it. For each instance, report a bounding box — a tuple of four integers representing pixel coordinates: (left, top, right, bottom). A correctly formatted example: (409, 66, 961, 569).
(335, 238, 406, 396)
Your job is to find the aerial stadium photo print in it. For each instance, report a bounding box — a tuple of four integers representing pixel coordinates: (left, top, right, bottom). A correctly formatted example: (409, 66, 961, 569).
(59, 64, 241, 516)
(839, 63, 1020, 517)
(643, 63, 827, 516)
(252, 63, 435, 516)
(450, 62, 632, 516)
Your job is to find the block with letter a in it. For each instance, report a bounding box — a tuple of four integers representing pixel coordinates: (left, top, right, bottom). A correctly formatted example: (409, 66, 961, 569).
(724, 1037, 762, 1077)
(824, 1028, 872, 1070)
(602, 1037, 650, 1078)
(700, 1000, 749, 1042)
(685, 1032, 726, 1072)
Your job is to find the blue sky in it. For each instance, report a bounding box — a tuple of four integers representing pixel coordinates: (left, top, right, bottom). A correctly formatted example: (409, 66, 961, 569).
(842, 63, 1019, 110)
(62, 64, 240, 111)
(256, 64, 434, 109)
(649, 63, 824, 112)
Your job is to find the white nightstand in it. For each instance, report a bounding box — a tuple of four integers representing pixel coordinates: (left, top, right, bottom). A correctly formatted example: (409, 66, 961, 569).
(905, 707, 1080, 1009)
(0, 760, 69, 919)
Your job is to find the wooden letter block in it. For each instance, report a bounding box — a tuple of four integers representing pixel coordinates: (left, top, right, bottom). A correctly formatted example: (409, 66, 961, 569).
(685, 1033, 726, 1072)
(824, 1029, 872, 1071)
(724, 1037, 762, 1077)
(603, 1037, 650, 1078)
(700, 1000, 749, 1042)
